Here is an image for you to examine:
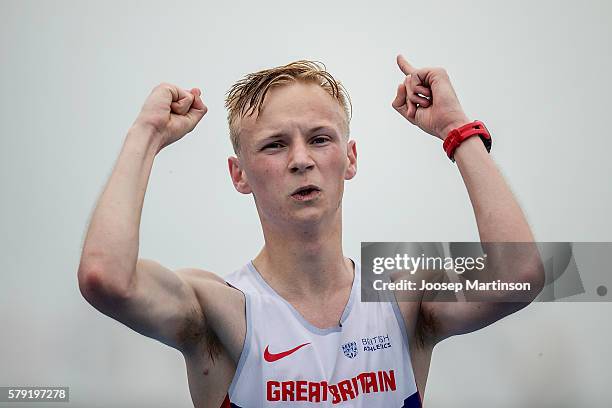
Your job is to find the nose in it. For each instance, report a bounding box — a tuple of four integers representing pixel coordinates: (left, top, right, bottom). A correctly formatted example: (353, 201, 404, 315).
(288, 140, 315, 174)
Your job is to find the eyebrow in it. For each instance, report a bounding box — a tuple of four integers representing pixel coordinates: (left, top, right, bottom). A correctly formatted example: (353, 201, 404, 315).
(258, 126, 338, 143)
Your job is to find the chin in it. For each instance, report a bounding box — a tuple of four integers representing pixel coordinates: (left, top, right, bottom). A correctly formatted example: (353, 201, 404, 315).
(292, 210, 325, 225)
(289, 205, 339, 228)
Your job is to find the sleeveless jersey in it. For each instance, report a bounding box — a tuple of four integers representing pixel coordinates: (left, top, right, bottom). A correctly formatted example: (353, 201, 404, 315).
(222, 260, 422, 407)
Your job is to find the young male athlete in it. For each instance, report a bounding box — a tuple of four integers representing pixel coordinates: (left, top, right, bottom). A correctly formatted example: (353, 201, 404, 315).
(78, 56, 544, 407)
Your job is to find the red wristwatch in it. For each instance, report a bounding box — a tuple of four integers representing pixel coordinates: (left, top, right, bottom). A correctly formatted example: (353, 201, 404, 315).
(443, 120, 492, 162)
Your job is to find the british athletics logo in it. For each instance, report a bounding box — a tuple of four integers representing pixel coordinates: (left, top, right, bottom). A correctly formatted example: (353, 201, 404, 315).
(342, 334, 392, 357)
(341, 341, 358, 359)
(362, 334, 392, 352)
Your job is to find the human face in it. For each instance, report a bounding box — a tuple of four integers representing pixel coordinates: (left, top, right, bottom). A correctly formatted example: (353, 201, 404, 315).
(228, 81, 357, 228)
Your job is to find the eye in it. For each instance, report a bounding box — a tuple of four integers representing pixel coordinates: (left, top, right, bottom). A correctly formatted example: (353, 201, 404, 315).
(263, 142, 284, 150)
(311, 136, 330, 144)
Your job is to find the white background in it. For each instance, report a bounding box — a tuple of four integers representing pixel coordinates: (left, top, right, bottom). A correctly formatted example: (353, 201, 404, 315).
(1, 0, 611, 406)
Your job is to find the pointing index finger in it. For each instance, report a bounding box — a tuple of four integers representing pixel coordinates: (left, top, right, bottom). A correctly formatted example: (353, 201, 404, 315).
(396, 54, 415, 76)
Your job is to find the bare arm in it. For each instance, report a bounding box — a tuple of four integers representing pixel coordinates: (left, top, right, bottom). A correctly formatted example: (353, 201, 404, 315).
(78, 124, 159, 293)
(392, 56, 545, 344)
(77, 84, 215, 351)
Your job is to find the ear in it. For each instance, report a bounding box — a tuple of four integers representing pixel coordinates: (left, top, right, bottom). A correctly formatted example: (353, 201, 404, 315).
(344, 139, 357, 180)
(228, 156, 252, 194)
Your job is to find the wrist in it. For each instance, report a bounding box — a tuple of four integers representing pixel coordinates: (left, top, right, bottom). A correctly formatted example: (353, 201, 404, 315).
(440, 116, 470, 141)
(443, 120, 492, 162)
(453, 135, 489, 162)
(127, 123, 164, 155)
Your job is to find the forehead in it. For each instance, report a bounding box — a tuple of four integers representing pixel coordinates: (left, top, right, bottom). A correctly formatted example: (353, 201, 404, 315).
(238, 81, 346, 144)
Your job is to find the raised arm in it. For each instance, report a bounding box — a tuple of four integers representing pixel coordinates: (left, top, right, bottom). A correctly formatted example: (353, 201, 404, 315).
(391, 55, 544, 344)
(77, 84, 228, 352)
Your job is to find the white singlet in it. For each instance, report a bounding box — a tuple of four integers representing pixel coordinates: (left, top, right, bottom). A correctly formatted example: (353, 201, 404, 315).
(221, 260, 422, 407)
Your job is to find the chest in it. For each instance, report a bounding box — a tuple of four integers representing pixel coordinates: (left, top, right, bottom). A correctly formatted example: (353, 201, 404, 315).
(290, 298, 347, 329)
(229, 295, 420, 406)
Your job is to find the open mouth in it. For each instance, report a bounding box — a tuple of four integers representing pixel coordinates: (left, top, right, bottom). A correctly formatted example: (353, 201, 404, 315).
(291, 186, 321, 201)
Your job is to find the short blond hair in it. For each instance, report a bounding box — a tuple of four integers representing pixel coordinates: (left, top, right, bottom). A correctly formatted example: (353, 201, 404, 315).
(225, 60, 352, 154)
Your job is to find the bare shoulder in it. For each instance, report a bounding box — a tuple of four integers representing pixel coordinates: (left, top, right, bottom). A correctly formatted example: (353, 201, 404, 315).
(390, 271, 420, 336)
(390, 269, 444, 348)
(175, 267, 244, 307)
(175, 267, 227, 285)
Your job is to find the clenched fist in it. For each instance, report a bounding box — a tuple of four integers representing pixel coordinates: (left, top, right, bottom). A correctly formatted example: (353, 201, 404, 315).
(133, 83, 208, 152)
(392, 55, 469, 141)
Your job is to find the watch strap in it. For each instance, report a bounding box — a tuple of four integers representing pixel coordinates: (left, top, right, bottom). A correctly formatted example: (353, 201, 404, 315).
(443, 120, 492, 162)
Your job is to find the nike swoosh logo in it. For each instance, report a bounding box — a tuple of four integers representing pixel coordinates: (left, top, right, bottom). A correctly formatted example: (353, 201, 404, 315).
(264, 342, 311, 362)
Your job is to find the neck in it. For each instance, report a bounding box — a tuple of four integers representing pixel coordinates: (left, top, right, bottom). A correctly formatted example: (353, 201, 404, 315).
(253, 211, 354, 300)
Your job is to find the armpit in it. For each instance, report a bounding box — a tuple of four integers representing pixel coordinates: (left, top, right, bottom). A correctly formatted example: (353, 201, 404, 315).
(415, 306, 439, 348)
(176, 306, 217, 356)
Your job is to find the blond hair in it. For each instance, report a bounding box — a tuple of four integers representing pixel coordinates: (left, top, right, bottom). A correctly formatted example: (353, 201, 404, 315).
(225, 60, 352, 154)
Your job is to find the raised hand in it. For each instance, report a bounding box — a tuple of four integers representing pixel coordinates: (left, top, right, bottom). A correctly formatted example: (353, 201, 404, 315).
(392, 55, 469, 141)
(133, 83, 208, 152)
